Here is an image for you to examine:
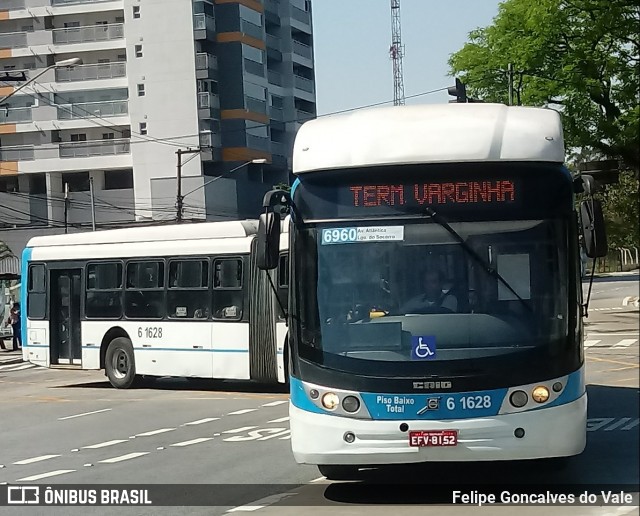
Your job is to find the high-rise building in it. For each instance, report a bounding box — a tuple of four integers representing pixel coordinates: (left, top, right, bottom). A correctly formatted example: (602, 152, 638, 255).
(0, 0, 316, 256)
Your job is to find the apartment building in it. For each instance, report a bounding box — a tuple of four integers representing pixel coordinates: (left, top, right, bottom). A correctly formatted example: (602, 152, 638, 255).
(0, 0, 316, 257)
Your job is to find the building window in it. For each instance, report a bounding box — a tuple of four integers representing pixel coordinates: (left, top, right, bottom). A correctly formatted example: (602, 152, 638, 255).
(27, 264, 47, 319)
(242, 44, 264, 64)
(135, 45, 143, 58)
(271, 95, 283, 108)
(62, 172, 90, 192)
(0, 177, 19, 193)
(168, 260, 209, 319)
(102, 132, 115, 140)
(133, 6, 140, 18)
(137, 84, 145, 96)
(212, 258, 243, 320)
(104, 170, 133, 190)
(139, 122, 147, 135)
(239, 5, 262, 26)
(29, 174, 47, 195)
(70, 133, 87, 142)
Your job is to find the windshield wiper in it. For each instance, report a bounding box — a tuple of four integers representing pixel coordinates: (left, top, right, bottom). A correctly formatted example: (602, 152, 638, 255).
(424, 206, 533, 313)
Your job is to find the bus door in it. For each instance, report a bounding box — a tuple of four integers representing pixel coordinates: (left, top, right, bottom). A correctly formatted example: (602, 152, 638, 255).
(50, 269, 82, 365)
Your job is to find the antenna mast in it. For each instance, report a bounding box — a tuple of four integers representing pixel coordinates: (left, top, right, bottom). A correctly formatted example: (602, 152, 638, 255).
(390, 0, 405, 106)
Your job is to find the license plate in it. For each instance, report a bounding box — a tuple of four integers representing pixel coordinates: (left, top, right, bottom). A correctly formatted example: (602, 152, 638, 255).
(409, 430, 458, 447)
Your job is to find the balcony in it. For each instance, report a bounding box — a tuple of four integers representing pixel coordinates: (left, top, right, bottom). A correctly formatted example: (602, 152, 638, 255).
(197, 92, 220, 110)
(0, 0, 25, 11)
(59, 138, 130, 158)
(294, 109, 314, 123)
(270, 141, 286, 157)
(247, 134, 270, 152)
(240, 19, 263, 40)
(292, 40, 312, 60)
(193, 14, 215, 40)
(0, 31, 28, 50)
(52, 0, 119, 4)
(291, 6, 311, 25)
(195, 53, 217, 79)
(0, 107, 32, 124)
(55, 62, 126, 82)
(57, 100, 128, 119)
(269, 106, 284, 122)
(52, 23, 124, 45)
(294, 75, 314, 93)
(0, 145, 34, 161)
(268, 70, 283, 86)
(246, 97, 267, 114)
(199, 132, 221, 149)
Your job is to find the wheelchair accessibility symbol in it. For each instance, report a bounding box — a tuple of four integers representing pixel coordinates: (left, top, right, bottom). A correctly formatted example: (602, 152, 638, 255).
(411, 336, 437, 360)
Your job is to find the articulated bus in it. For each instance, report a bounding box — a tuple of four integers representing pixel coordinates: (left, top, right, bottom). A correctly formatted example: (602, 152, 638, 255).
(257, 103, 606, 479)
(22, 220, 289, 388)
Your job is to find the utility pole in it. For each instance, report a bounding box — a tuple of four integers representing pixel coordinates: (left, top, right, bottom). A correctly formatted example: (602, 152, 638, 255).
(390, 0, 405, 106)
(507, 63, 514, 106)
(176, 148, 202, 223)
(89, 176, 96, 231)
(64, 182, 69, 234)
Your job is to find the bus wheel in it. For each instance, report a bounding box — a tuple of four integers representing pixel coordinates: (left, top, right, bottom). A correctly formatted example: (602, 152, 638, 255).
(317, 465, 360, 481)
(105, 337, 137, 389)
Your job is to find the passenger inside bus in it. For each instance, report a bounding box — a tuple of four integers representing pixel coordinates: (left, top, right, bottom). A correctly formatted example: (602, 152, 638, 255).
(399, 269, 458, 314)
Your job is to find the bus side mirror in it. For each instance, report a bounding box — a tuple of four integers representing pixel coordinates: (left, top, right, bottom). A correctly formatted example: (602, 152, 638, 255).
(257, 212, 281, 270)
(580, 198, 607, 258)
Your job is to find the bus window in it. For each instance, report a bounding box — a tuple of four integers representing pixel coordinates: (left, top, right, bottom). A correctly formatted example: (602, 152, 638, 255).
(168, 259, 209, 319)
(28, 264, 46, 319)
(86, 262, 123, 319)
(124, 261, 165, 319)
(212, 258, 243, 320)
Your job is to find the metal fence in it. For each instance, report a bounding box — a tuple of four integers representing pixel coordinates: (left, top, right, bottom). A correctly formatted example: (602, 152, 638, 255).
(57, 100, 128, 119)
(52, 23, 124, 44)
(56, 62, 126, 82)
(59, 138, 131, 158)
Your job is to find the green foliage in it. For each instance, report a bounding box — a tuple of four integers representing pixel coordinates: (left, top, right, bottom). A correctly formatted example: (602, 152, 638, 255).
(449, 0, 639, 249)
(273, 182, 292, 192)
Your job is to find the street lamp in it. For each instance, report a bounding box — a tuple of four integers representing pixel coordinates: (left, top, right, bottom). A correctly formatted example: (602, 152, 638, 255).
(0, 57, 82, 104)
(176, 158, 267, 222)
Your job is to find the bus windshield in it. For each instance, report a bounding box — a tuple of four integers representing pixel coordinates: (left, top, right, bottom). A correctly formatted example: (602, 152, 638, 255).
(294, 217, 569, 376)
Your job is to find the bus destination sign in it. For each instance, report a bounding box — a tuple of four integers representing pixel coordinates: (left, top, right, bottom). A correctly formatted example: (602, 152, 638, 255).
(349, 180, 516, 208)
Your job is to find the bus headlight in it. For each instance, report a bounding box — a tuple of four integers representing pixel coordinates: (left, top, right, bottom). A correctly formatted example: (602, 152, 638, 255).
(509, 390, 528, 408)
(342, 396, 360, 413)
(321, 392, 340, 410)
(532, 386, 550, 403)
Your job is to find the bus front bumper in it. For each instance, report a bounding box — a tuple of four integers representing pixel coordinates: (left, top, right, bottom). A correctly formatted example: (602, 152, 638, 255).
(290, 394, 587, 465)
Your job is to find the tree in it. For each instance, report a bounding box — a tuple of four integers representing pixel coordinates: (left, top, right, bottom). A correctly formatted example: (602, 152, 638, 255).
(449, 0, 639, 248)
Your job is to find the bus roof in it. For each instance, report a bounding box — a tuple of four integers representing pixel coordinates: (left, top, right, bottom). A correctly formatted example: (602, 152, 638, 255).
(26, 220, 259, 249)
(292, 103, 565, 174)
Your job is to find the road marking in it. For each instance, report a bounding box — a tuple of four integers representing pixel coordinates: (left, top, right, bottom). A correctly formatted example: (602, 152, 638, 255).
(267, 416, 289, 423)
(183, 418, 220, 426)
(587, 417, 639, 432)
(99, 452, 149, 464)
(604, 418, 633, 431)
(83, 440, 128, 449)
(228, 492, 297, 513)
(58, 408, 111, 420)
(223, 426, 258, 434)
(13, 454, 60, 465)
(17, 470, 75, 481)
(262, 400, 288, 407)
(584, 339, 601, 348)
(310, 476, 326, 483)
(170, 438, 214, 447)
(0, 363, 39, 371)
(224, 428, 287, 442)
(257, 429, 291, 441)
(228, 409, 257, 415)
(622, 419, 640, 431)
(135, 428, 175, 437)
(586, 357, 639, 367)
(612, 339, 638, 348)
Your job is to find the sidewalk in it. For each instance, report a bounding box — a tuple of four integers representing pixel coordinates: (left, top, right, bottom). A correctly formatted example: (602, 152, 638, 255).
(0, 348, 23, 366)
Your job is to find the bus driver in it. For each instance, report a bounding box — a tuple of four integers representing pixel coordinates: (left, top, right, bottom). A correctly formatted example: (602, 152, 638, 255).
(400, 269, 458, 313)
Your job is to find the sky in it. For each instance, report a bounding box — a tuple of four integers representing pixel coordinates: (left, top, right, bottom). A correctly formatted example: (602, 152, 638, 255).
(310, 0, 501, 116)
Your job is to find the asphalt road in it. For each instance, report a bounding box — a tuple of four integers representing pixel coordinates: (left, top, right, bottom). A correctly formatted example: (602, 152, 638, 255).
(0, 273, 637, 515)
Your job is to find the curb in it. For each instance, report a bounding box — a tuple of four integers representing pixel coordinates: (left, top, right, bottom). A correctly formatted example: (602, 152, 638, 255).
(0, 357, 24, 366)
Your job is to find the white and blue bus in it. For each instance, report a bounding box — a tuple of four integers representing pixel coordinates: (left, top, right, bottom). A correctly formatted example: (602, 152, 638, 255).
(22, 220, 289, 388)
(257, 103, 607, 479)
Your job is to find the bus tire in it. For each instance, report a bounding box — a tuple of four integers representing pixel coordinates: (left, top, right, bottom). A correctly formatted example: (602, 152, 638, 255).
(105, 337, 137, 389)
(317, 465, 360, 481)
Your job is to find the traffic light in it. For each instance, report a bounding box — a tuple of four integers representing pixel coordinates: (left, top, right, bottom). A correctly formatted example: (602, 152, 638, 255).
(448, 78, 467, 103)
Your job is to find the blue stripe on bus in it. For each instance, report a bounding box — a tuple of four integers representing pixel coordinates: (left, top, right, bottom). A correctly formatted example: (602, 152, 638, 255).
(291, 368, 584, 420)
(20, 247, 32, 349)
(290, 177, 301, 200)
(24, 344, 283, 354)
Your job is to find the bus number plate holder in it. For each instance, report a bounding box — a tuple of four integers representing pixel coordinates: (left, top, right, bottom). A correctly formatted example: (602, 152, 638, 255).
(409, 430, 458, 447)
